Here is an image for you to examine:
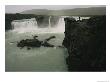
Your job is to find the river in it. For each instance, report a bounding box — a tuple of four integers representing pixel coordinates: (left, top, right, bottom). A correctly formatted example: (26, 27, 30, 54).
(5, 16, 69, 71)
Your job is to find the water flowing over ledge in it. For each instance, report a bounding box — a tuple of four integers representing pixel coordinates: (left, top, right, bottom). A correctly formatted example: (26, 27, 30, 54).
(11, 16, 65, 34)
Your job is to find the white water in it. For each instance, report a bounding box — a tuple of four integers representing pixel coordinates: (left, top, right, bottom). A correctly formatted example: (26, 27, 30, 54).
(11, 16, 65, 34)
(11, 18, 38, 29)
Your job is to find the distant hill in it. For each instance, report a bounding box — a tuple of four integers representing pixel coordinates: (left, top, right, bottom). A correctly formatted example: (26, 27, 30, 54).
(21, 9, 50, 15)
(21, 7, 106, 16)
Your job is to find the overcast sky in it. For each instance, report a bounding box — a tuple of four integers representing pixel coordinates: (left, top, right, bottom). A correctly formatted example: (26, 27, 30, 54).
(5, 5, 105, 13)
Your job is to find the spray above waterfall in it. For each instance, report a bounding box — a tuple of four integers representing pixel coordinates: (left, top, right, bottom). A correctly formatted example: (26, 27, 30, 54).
(11, 16, 65, 33)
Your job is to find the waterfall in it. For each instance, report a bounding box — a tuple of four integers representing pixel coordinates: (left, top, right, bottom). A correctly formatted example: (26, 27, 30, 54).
(47, 16, 65, 33)
(54, 17, 65, 33)
(11, 18, 38, 30)
(11, 16, 65, 33)
(48, 16, 51, 28)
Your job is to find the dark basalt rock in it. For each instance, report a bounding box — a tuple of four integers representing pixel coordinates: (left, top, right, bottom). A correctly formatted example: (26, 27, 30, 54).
(17, 39, 42, 48)
(27, 47, 31, 50)
(17, 35, 56, 49)
(57, 45, 64, 48)
(63, 16, 106, 72)
(44, 36, 56, 42)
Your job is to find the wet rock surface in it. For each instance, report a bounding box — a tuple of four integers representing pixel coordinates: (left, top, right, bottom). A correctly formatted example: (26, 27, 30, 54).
(63, 16, 106, 71)
(17, 35, 63, 49)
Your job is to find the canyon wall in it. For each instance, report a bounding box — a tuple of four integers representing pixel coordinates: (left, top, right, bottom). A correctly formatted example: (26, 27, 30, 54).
(63, 16, 106, 71)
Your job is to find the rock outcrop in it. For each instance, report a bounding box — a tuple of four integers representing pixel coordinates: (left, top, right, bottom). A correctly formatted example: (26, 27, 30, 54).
(63, 16, 106, 71)
(17, 36, 56, 49)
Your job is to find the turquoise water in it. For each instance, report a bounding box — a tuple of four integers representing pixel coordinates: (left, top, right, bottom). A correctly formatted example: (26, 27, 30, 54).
(5, 32, 68, 72)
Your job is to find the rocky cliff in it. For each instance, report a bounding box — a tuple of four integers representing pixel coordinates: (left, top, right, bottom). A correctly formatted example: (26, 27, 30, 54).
(63, 16, 106, 71)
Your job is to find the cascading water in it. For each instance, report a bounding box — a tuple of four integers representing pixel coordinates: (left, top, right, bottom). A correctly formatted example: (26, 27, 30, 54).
(11, 18, 38, 33)
(11, 16, 65, 33)
(11, 18, 38, 29)
(54, 17, 65, 33)
(48, 16, 51, 29)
